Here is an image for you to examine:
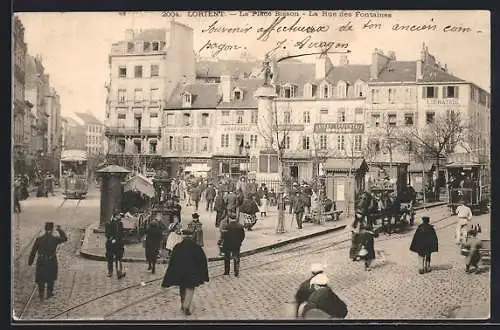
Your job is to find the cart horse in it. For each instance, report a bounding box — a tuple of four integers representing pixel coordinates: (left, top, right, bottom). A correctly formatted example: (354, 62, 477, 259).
(353, 187, 416, 235)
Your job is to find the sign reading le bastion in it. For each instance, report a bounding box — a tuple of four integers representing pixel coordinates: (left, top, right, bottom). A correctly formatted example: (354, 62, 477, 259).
(313, 123, 364, 134)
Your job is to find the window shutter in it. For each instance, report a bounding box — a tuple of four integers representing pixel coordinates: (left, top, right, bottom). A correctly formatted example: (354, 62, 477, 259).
(176, 136, 182, 152)
(208, 137, 213, 152)
(455, 86, 459, 98)
(195, 137, 200, 153)
(422, 87, 427, 98)
(434, 87, 438, 98)
(442, 86, 447, 98)
(197, 113, 202, 127)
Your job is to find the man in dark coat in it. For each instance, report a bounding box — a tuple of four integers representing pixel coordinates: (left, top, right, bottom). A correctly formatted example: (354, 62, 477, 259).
(161, 229, 209, 316)
(294, 264, 324, 317)
(214, 192, 227, 228)
(28, 222, 68, 300)
(222, 213, 245, 276)
(301, 273, 348, 319)
(410, 216, 438, 274)
(224, 190, 239, 215)
(191, 185, 202, 211)
(105, 212, 126, 279)
(293, 191, 306, 229)
(145, 219, 165, 274)
(205, 183, 217, 212)
(247, 178, 258, 200)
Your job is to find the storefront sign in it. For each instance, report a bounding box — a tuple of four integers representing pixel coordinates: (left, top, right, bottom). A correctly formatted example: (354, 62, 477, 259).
(275, 124, 305, 131)
(426, 99, 459, 105)
(224, 126, 253, 132)
(313, 123, 364, 134)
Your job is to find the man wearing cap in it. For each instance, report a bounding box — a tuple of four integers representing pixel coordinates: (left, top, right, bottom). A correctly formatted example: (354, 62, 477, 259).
(455, 199, 473, 245)
(162, 229, 209, 316)
(205, 183, 217, 213)
(28, 222, 68, 300)
(221, 213, 245, 276)
(105, 212, 126, 279)
(301, 273, 348, 319)
(187, 213, 204, 247)
(294, 264, 324, 317)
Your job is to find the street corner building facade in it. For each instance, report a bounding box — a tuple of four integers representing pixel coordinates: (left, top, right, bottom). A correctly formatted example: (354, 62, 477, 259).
(13, 15, 65, 178)
(103, 22, 491, 205)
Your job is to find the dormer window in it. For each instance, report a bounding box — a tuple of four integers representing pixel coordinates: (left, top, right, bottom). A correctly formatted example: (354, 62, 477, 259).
(233, 88, 242, 101)
(282, 84, 296, 98)
(303, 84, 313, 98)
(152, 42, 159, 51)
(354, 81, 365, 97)
(183, 92, 192, 107)
(337, 81, 347, 98)
(321, 83, 329, 99)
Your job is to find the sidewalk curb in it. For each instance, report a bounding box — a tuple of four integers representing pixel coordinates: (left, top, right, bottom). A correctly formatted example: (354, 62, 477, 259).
(79, 201, 446, 263)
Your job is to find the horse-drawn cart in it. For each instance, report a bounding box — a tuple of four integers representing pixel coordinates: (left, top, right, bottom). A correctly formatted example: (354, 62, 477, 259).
(356, 185, 416, 235)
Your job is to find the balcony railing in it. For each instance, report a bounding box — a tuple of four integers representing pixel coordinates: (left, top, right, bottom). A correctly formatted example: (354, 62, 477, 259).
(111, 99, 163, 107)
(105, 126, 161, 136)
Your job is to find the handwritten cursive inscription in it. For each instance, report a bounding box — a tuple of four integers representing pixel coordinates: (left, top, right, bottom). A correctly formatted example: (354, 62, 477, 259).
(202, 20, 253, 34)
(198, 40, 244, 56)
(256, 17, 330, 42)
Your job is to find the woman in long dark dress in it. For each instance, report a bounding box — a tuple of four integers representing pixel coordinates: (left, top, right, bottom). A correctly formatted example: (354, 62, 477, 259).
(161, 229, 209, 316)
(409, 216, 438, 274)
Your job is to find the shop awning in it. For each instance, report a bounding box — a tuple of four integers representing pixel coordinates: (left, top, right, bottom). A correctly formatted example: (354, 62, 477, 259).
(184, 164, 211, 173)
(123, 174, 155, 197)
(409, 161, 435, 172)
(324, 158, 368, 173)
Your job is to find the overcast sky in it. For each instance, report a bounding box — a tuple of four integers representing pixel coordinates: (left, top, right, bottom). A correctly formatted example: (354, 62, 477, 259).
(17, 10, 490, 121)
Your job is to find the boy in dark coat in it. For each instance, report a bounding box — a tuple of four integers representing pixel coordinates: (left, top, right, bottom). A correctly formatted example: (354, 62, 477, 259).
(28, 222, 68, 300)
(222, 214, 245, 276)
(465, 227, 483, 274)
(145, 219, 165, 274)
(162, 229, 209, 316)
(410, 216, 439, 274)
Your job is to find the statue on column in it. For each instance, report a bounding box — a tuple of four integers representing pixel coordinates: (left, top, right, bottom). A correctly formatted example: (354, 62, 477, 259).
(262, 54, 273, 86)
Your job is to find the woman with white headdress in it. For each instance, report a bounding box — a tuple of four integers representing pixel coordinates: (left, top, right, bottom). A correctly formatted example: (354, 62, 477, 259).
(165, 222, 182, 258)
(301, 273, 348, 319)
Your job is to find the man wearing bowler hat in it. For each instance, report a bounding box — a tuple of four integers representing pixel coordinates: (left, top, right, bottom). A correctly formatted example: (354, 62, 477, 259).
(28, 222, 68, 300)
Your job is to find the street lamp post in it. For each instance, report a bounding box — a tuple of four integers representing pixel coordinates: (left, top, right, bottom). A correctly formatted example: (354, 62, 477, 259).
(245, 142, 251, 178)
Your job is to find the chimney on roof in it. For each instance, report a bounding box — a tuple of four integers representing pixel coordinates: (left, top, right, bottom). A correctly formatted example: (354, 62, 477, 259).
(221, 75, 232, 103)
(315, 54, 333, 80)
(339, 55, 349, 66)
(370, 48, 390, 80)
(444, 64, 448, 72)
(125, 29, 134, 41)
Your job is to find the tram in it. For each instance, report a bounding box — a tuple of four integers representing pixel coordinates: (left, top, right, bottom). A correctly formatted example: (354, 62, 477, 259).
(446, 161, 490, 215)
(60, 149, 88, 199)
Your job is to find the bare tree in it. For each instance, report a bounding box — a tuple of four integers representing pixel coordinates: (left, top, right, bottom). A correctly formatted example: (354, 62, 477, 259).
(256, 99, 294, 234)
(404, 110, 467, 200)
(342, 134, 363, 216)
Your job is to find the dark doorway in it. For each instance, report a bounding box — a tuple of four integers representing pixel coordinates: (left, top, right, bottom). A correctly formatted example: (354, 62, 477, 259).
(290, 165, 298, 178)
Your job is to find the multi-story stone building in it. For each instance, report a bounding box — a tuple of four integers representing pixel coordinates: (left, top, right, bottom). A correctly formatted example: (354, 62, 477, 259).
(365, 43, 491, 193)
(61, 116, 86, 150)
(13, 16, 28, 174)
(105, 22, 195, 166)
(75, 111, 105, 156)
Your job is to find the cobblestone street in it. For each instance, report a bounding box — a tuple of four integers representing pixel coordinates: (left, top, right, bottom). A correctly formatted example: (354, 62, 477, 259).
(13, 196, 490, 320)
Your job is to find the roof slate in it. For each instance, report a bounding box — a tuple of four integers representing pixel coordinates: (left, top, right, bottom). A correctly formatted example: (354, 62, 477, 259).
(196, 60, 259, 78)
(218, 79, 262, 108)
(75, 112, 103, 125)
(372, 61, 416, 83)
(166, 83, 221, 109)
(132, 29, 166, 41)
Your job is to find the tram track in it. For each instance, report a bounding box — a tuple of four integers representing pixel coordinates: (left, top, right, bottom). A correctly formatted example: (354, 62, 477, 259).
(50, 207, 456, 320)
(17, 198, 83, 320)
